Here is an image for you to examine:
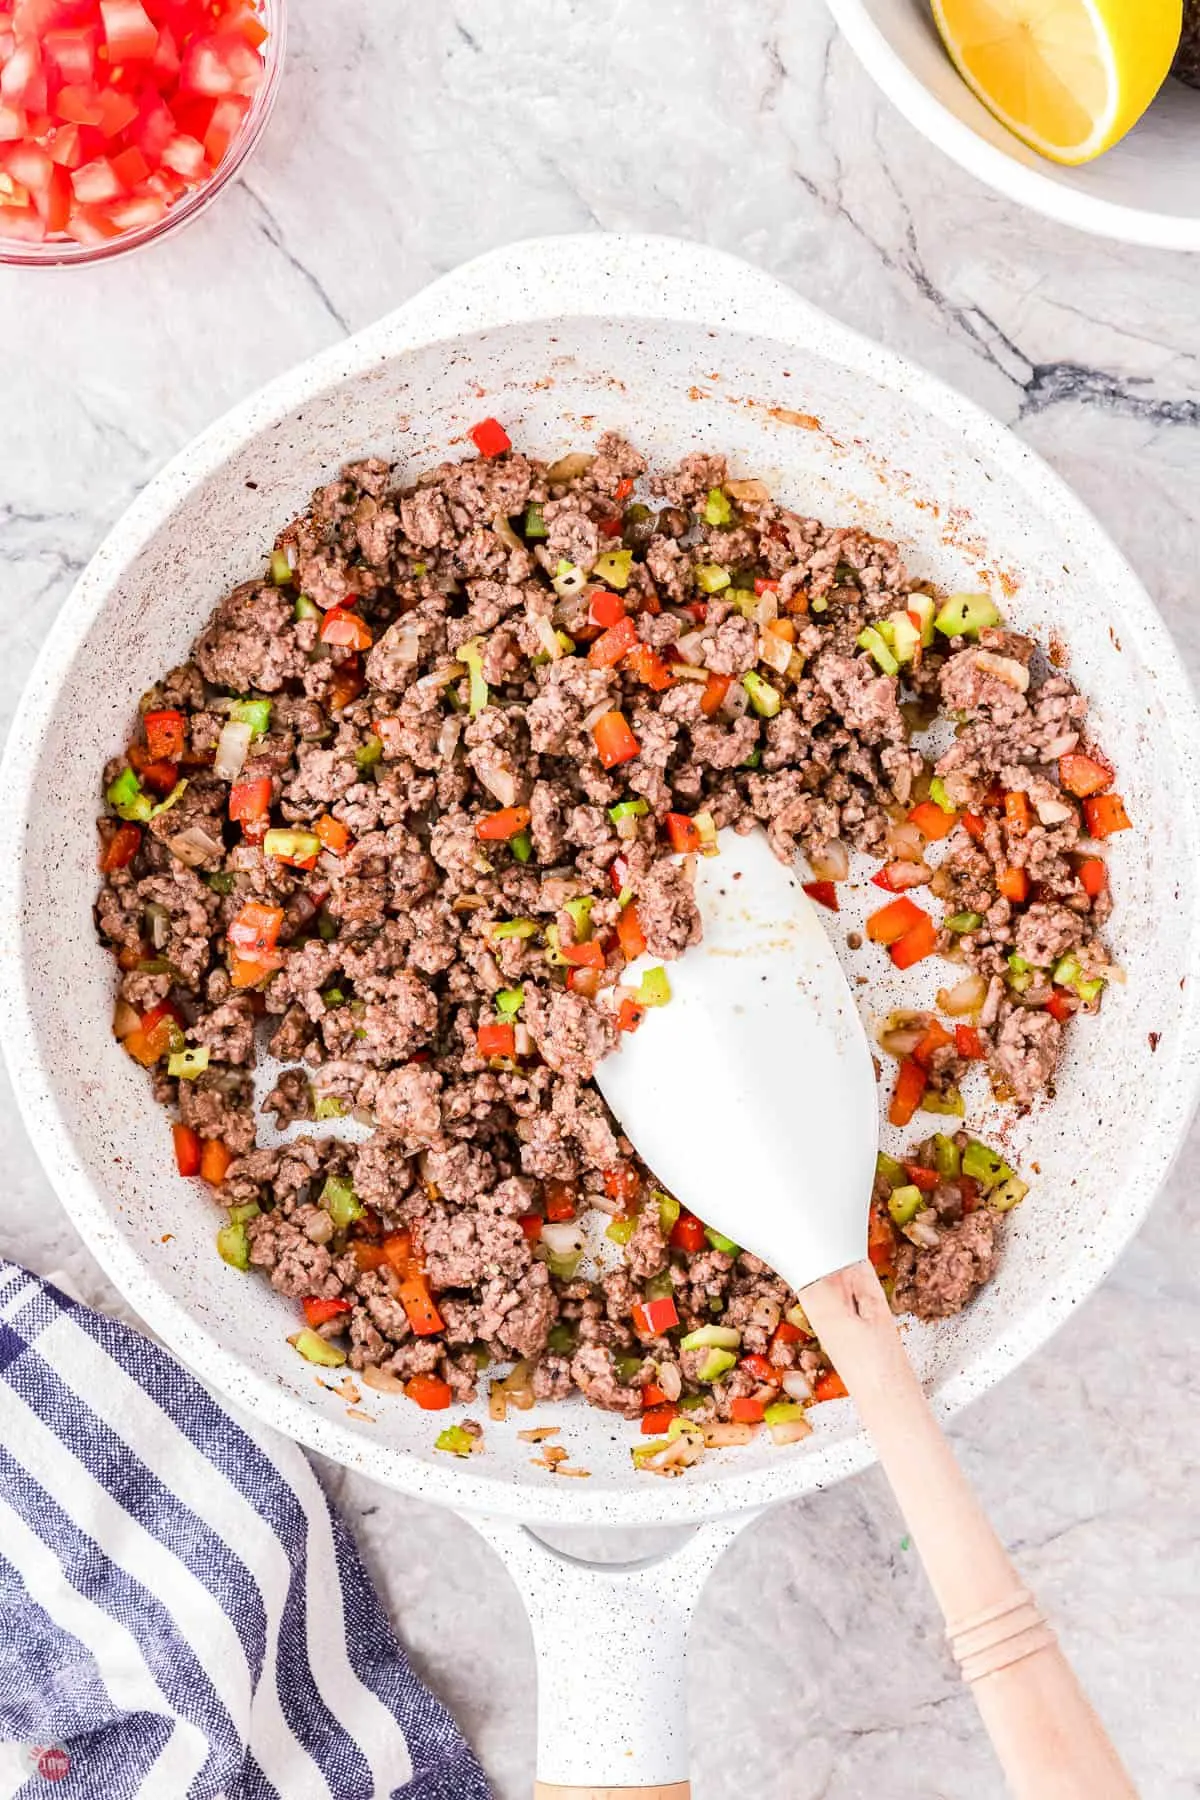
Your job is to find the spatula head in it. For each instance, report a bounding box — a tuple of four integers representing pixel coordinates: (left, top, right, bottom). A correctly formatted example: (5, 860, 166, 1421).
(595, 831, 877, 1295)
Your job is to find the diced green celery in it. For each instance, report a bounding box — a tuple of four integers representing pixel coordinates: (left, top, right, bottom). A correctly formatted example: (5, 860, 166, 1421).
(150, 779, 188, 821)
(658, 1191, 681, 1234)
(922, 1087, 965, 1117)
(289, 1329, 347, 1368)
(606, 1217, 637, 1246)
(593, 548, 634, 589)
(727, 588, 757, 619)
(934, 593, 1002, 638)
(742, 671, 781, 718)
(888, 1184, 924, 1226)
(887, 612, 921, 664)
(678, 1392, 706, 1411)
(294, 594, 320, 622)
(638, 966, 671, 1007)
(1076, 976, 1105, 1005)
(269, 548, 293, 585)
(740, 747, 762, 770)
(411, 562, 427, 578)
(705, 1228, 739, 1256)
(615, 1354, 645, 1384)
(435, 1425, 477, 1458)
(321, 986, 346, 1007)
(555, 630, 576, 655)
(666, 1417, 704, 1444)
(204, 871, 236, 895)
(546, 1322, 576, 1356)
(167, 1046, 210, 1080)
(564, 895, 593, 940)
(456, 638, 489, 717)
(632, 1437, 673, 1466)
(680, 1324, 741, 1351)
(216, 1221, 250, 1270)
(990, 1176, 1029, 1212)
(552, 559, 586, 599)
(907, 592, 936, 646)
(355, 735, 383, 770)
(785, 1303, 811, 1333)
(617, 885, 634, 908)
(810, 596, 828, 615)
(694, 563, 731, 594)
(317, 910, 339, 942)
(491, 917, 539, 940)
(875, 1151, 906, 1188)
(320, 1177, 363, 1229)
(763, 1399, 805, 1428)
(543, 923, 567, 966)
(264, 828, 321, 862)
(703, 487, 732, 527)
(522, 501, 548, 539)
(962, 1140, 1013, 1189)
(696, 1348, 737, 1384)
(314, 1095, 348, 1121)
(228, 1201, 261, 1225)
(543, 1251, 583, 1281)
(1007, 954, 1033, 993)
(693, 810, 719, 855)
(856, 625, 899, 677)
(495, 987, 525, 1017)
(929, 777, 954, 813)
(645, 1270, 675, 1301)
(106, 766, 153, 823)
(470, 1341, 491, 1368)
(229, 698, 272, 738)
(1053, 953, 1082, 989)
(933, 1134, 961, 1179)
(608, 798, 649, 824)
(946, 911, 983, 933)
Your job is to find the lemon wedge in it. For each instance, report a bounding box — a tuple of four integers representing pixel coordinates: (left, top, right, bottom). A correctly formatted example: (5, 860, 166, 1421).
(931, 0, 1182, 165)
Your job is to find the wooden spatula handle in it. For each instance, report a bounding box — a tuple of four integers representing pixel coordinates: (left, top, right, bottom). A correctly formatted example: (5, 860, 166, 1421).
(801, 1261, 1138, 1800)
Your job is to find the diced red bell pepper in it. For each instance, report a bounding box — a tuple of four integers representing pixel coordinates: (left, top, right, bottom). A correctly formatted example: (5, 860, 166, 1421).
(468, 417, 511, 458)
(518, 1213, 543, 1243)
(1004, 791, 1030, 836)
(670, 1212, 707, 1254)
(997, 865, 1029, 904)
(229, 950, 282, 989)
(314, 813, 351, 856)
(870, 863, 925, 894)
(616, 902, 647, 963)
(603, 1164, 641, 1208)
(199, 1138, 234, 1186)
(812, 1369, 848, 1403)
(626, 644, 674, 691)
(730, 1397, 766, 1425)
(1077, 857, 1107, 899)
(617, 996, 644, 1033)
(592, 710, 640, 769)
(641, 1382, 669, 1409)
(406, 1373, 452, 1410)
(913, 1018, 953, 1069)
(867, 1211, 897, 1278)
(955, 1024, 985, 1059)
(614, 477, 635, 502)
(328, 657, 365, 713)
(127, 746, 179, 795)
(228, 901, 283, 956)
(664, 812, 701, 854)
(320, 608, 373, 651)
(890, 913, 939, 970)
(631, 1295, 679, 1337)
(1059, 753, 1112, 798)
(399, 1275, 445, 1338)
(1082, 794, 1131, 839)
(476, 805, 532, 842)
(587, 587, 626, 630)
(477, 1021, 516, 1059)
(229, 776, 272, 827)
(740, 1353, 782, 1387)
(642, 1406, 679, 1434)
(609, 853, 630, 896)
(544, 1180, 577, 1223)
(700, 672, 731, 717)
(566, 964, 600, 998)
(958, 1175, 981, 1214)
(597, 514, 622, 538)
(172, 1121, 202, 1177)
(753, 578, 780, 597)
(561, 940, 604, 973)
(802, 880, 839, 912)
(382, 1230, 416, 1280)
(302, 1295, 352, 1329)
(1046, 990, 1076, 1024)
(908, 799, 958, 841)
(865, 896, 926, 945)
(961, 812, 986, 842)
(143, 707, 187, 761)
(772, 1319, 807, 1346)
(588, 616, 640, 669)
(888, 1057, 926, 1128)
(352, 1241, 390, 1272)
(903, 1163, 940, 1192)
(99, 821, 141, 872)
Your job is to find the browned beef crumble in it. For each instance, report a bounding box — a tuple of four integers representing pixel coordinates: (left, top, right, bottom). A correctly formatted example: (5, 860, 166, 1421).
(95, 434, 1118, 1423)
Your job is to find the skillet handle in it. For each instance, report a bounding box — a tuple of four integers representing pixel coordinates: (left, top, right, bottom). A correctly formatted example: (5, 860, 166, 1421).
(466, 1514, 753, 1795)
(800, 1261, 1138, 1800)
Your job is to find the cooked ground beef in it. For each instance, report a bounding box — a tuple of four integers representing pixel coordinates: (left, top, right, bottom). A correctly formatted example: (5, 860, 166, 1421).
(96, 432, 1121, 1419)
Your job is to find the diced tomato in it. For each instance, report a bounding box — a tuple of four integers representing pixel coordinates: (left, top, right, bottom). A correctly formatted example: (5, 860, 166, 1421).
(228, 901, 283, 955)
(597, 513, 622, 537)
(955, 1024, 984, 1059)
(587, 616, 639, 669)
(670, 1212, 707, 1254)
(468, 417, 511, 458)
(617, 996, 644, 1033)
(865, 896, 926, 945)
(1004, 791, 1030, 836)
(890, 913, 939, 971)
(603, 1164, 640, 1208)
(179, 30, 262, 97)
(1077, 857, 1107, 898)
(352, 1240, 389, 1272)
(772, 1319, 807, 1346)
(100, 0, 158, 60)
(592, 710, 639, 769)
(381, 1230, 416, 1280)
(616, 902, 647, 963)
(544, 1180, 576, 1223)
(740, 1353, 782, 1387)
(159, 130, 205, 177)
(320, 607, 373, 651)
(909, 799, 958, 841)
(477, 1021, 516, 1059)
(566, 964, 600, 998)
(32, 159, 69, 228)
(730, 1397, 766, 1425)
(642, 1406, 678, 1434)
(700, 671, 731, 717)
(1059, 753, 1112, 798)
(476, 804, 531, 843)
(47, 123, 82, 167)
(203, 90, 249, 165)
(302, 1295, 351, 1329)
(1, 42, 44, 111)
(518, 1212, 543, 1243)
(997, 865, 1029, 904)
(958, 1175, 981, 1214)
(1046, 990, 1076, 1024)
(1082, 794, 1131, 840)
(95, 88, 140, 138)
(913, 1018, 953, 1069)
(42, 26, 98, 85)
(870, 863, 928, 894)
(626, 644, 674, 691)
(903, 1163, 939, 1192)
(171, 1121, 201, 1177)
(228, 950, 281, 988)
(313, 814, 351, 856)
(631, 1295, 679, 1337)
(143, 707, 186, 760)
(405, 1373, 452, 1410)
(587, 587, 625, 630)
(328, 656, 365, 713)
(813, 1369, 848, 1403)
(229, 776, 272, 827)
(399, 1274, 445, 1338)
(802, 880, 838, 912)
(99, 821, 141, 872)
(199, 1138, 234, 1186)
(664, 811, 701, 854)
(867, 1211, 897, 1278)
(888, 1057, 926, 1129)
(961, 812, 986, 842)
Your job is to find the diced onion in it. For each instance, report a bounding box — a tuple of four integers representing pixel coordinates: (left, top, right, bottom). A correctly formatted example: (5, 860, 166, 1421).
(144, 901, 170, 950)
(552, 562, 587, 599)
(540, 1221, 586, 1261)
(703, 1422, 755, 1447)
(753, 592, 779, 627)
(670, 662, 709, 683)
(514, 1023, 534, 1057)
(479, 764, 518, 807)
(1035, 797, 1073, 826)
(113, 999, 141, 1040)
(1042, 733, 1079, 759)
(533, 613, 563, 660)
(361, 1366, 408, 1395)
(492, 510, 524, 552)
(885, 820, 925, 861)
(167, 825, 223, 868)
(438, 715, 463, 761)
(904, 1214, 941, 1249)
(674, 631, 708, 666)
(725, 478, 770, 504)
(808, 839, 849, 882)
(974, 650, 1030, 693)
(546, 452, 595, 483)
(749, 1296, 781, 1333)
(937, 972, 988, 1016)
(758, 630, 792, 674)
(769, 1417, 813, 1446)
(782, 1370, 814, 1402)
(879, 859, 931, 892)
(583, 698, 616, 731)
(387, 625, 423, 669)
(214, 719, 253, 781)
(497, 1359, 535, 1412)
(877, 1010, 932, 1057)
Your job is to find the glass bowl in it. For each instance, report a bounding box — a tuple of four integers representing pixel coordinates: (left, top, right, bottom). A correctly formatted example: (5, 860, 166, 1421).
(0, 0, 286, 268)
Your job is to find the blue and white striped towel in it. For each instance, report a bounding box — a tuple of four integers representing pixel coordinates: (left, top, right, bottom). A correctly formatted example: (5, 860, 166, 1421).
(0, 1260, 493, 1800)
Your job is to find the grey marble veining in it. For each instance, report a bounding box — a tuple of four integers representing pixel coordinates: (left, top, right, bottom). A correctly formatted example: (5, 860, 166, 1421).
(2, 3, 1199, 1795)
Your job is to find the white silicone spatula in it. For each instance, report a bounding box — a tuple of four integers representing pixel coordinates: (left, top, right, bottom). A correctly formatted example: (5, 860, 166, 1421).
(595, 830, 1137, 1800)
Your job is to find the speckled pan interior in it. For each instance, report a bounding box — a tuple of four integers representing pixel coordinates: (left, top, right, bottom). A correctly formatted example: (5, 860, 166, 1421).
(2, 234, 1199, 1527)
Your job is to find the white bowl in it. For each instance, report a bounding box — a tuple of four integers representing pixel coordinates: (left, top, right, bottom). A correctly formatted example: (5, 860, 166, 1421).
(828, 0, 1200, 251)
(3, 234, 1200, 1537)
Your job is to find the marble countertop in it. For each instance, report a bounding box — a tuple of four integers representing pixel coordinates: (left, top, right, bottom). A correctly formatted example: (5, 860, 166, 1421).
(3, 3, 1199, 1794)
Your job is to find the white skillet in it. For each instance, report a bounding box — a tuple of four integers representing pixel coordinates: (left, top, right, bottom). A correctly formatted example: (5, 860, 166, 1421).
(596, 831, 1136, 1800)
